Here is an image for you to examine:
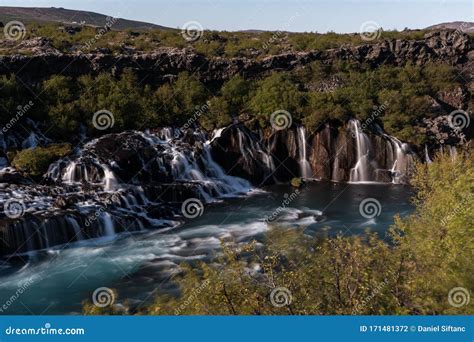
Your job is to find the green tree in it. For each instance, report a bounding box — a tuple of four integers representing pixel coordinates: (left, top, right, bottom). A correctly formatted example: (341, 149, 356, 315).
(42, 76, 79, 138)
(249, 73, 304, 127)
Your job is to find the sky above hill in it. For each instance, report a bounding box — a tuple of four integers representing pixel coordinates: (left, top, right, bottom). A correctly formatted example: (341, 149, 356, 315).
(0, 0, 472, 32)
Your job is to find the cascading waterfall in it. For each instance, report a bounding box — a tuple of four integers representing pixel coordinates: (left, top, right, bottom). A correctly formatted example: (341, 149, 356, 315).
(100, 213, 116, 237)
(103, 165, 118, 191)
(349, 120, 373, 182)
(387, 136, 405, 183)
(381, 132, 414, 184)
(297, 126, 312, 179)
(0, 122, 422, 257)
(424, 144, 432, 164)
(1, 128, 255, 256)
(349, 121, 416, 184)
(235, 128, 276, 180)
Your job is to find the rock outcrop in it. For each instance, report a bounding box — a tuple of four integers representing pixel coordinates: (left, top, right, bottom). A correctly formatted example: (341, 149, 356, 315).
(0, 31, 471, 85)
(210, 120, 417, 185)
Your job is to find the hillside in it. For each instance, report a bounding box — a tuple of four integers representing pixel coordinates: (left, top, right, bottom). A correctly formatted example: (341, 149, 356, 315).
(0, 6, 170, 30)
(425, 21, 474, 33)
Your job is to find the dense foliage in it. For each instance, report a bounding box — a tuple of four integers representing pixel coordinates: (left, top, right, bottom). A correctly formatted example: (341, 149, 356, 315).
(83, 150, 473, 315)
(11, 143, 71, 178)
(0, 62, 466, 146)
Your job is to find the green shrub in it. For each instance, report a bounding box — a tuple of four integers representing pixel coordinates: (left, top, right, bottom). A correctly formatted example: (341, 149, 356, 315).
(11, 143, 72, 177)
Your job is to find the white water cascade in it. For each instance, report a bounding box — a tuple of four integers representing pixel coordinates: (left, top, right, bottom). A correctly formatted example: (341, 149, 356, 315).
(297, 126, 312, 179)
(349, 120, 373, 182)
(424, 144, 432, 164)
(103, 165, 119, 191)
(51, 129, 252, 203)
(100, 213, 116, 237)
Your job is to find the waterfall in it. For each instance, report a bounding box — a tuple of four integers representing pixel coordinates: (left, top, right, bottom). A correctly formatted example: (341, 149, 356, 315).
(297, 126, 312, 179)
(100, 213, 116, 236)
(62, 162, 77, 183)
(66, 216, 84, 241)
(385, 135, 414, 184)
(103, 165, 119, 191)
(388, 136, 404, 183)
(424, 144, 432, 164)
(448, 145, 457, 160)
(234, 127, 276, 180)
(349, 120, 373, 182)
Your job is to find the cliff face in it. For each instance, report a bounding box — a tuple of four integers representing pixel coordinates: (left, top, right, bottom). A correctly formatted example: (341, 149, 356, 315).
(0, 31, 471, 85)
(210, 121, 417, 185)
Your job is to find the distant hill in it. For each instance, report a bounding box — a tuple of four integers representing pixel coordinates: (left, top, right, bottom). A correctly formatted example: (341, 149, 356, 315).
(0, 6, 171, 30)
(425, 21, 474, 33)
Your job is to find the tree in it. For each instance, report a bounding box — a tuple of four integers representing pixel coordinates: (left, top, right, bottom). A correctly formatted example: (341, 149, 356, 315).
(249, 73, 304, 127)
(42, 76, 79, 138)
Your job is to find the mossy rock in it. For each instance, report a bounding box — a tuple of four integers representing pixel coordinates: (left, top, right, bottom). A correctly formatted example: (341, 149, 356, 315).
(11, 143, 72, 178)
(291, 177, 304, 188)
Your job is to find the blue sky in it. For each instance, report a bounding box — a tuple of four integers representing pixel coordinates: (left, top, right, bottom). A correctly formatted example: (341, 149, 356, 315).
(0, 0, 472, 32)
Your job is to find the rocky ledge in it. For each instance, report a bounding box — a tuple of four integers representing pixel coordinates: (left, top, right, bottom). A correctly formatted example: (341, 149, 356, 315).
(0, 31, 472, 85)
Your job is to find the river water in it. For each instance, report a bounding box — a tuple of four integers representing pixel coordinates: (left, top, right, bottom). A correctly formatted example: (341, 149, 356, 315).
(0, 182, 413, 314)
